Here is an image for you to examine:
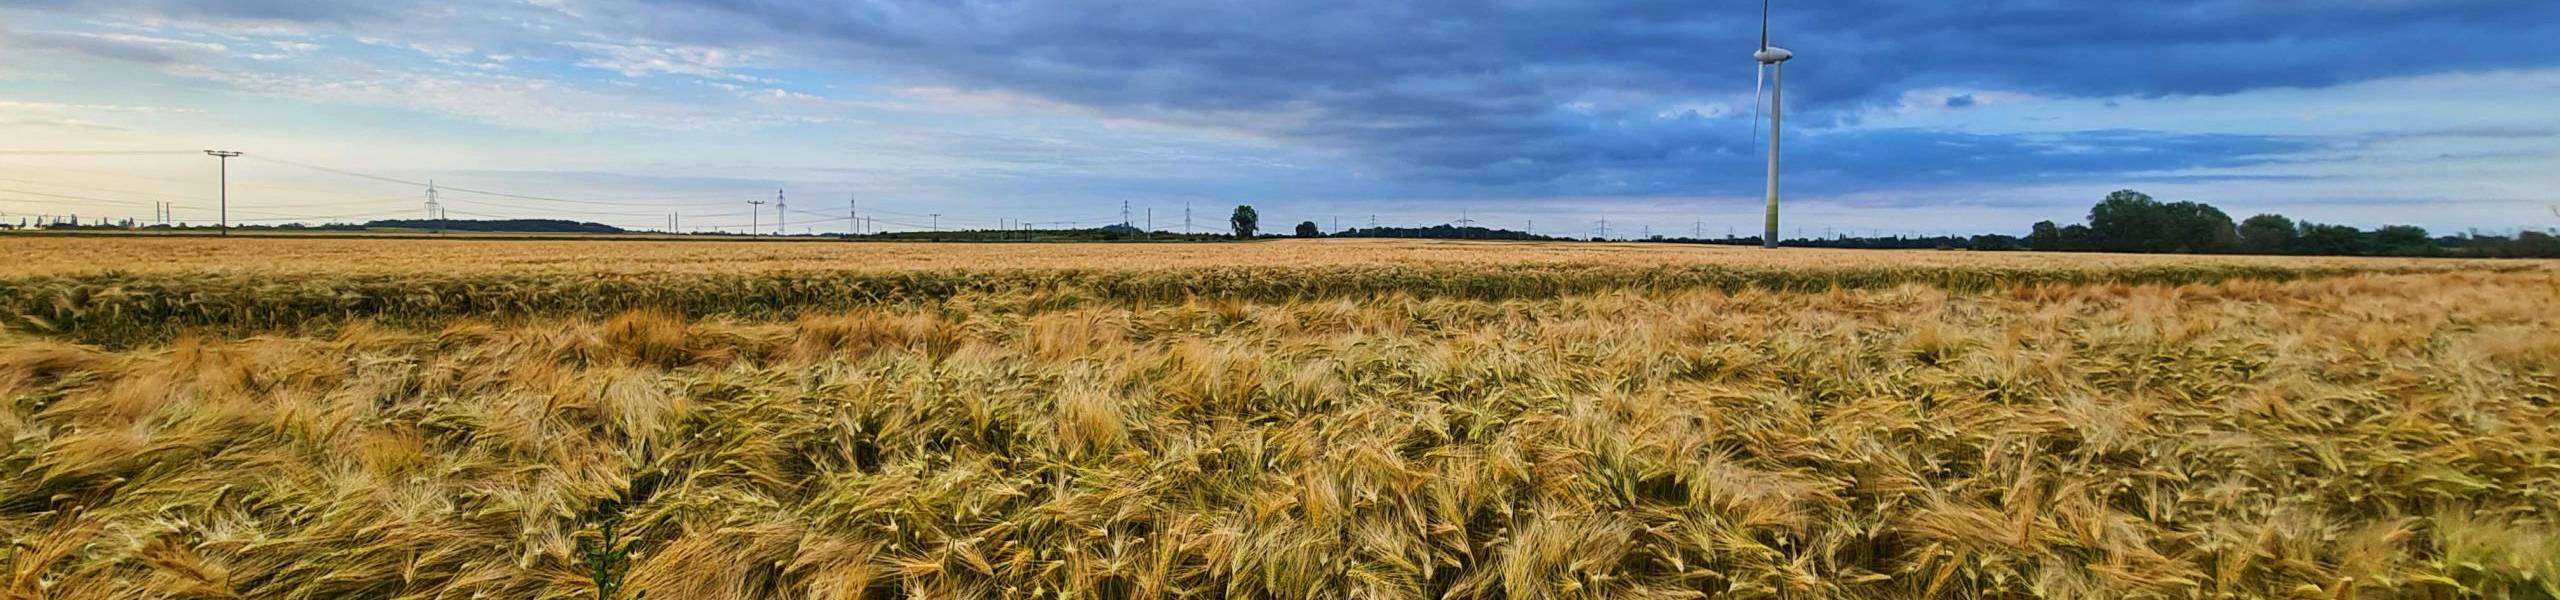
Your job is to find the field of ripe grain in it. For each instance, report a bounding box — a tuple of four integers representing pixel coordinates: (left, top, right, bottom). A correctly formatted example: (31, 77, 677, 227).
(0, 237, 2519, 348)
(0, 235, 2502, 276)
(2, 238, 2556, 599)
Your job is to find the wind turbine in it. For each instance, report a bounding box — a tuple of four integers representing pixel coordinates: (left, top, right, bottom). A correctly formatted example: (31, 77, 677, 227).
(1751, 0, 1794, 249)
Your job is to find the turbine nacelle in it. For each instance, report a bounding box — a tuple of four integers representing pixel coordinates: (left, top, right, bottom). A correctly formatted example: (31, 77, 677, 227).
(1754, 47, 1794, 64)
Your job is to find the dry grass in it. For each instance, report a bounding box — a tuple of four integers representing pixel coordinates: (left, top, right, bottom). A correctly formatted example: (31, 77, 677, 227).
(3, 240, 2557, 598)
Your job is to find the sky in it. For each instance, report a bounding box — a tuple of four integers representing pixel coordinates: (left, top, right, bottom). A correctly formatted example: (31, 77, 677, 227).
(1, 0, 2557, 237)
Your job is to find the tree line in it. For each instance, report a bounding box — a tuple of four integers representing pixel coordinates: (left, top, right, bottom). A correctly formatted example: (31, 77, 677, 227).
(13, 198, 2550, 256)
(2023, 190, 2558, 258)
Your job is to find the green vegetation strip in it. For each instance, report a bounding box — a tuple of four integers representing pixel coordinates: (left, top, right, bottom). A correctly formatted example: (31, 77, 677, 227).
(0, 263, 2497, 346)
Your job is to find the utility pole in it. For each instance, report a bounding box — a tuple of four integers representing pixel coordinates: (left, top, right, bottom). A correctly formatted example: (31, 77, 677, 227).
(776, 189, 787, 237)
(1526, 220, 1533, 236)
(426, 180, 442, 235)
(204, 150, 240, 236)
(930, 213, 940, 233)
(747, 199, 767, 237)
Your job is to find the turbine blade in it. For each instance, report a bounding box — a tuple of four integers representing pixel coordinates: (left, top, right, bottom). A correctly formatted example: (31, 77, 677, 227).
(1760, 0, 1772, 50)
(1750, 63, 1766, 151)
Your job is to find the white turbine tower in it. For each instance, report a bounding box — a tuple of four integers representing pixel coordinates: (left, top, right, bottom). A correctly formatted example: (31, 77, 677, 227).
(1751, 0, 1794, 249)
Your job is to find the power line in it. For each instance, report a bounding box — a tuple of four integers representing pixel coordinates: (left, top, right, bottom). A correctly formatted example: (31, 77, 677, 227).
(244, 155, 722, 208)
(0, 176, 199, 203)
(4, 151, 1189, 234)
(0, 186, 155, 207)
(0, 150, 197, 155)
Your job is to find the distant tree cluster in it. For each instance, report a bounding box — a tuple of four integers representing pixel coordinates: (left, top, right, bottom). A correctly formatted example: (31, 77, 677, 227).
(2024, 189, 2559, 258)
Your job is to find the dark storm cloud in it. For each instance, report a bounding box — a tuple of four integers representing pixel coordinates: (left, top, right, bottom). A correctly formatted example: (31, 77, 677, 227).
(10, 0, 2551, 196)
(613, 0, 2556, 189)
(625, 0, 2560, 110)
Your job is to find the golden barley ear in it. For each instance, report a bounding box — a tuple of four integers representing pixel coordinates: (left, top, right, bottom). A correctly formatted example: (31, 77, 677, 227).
(599, 309, 692, 369)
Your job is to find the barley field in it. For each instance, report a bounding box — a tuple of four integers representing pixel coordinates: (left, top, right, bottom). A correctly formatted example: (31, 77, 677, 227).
(3, 237, 2556, 599)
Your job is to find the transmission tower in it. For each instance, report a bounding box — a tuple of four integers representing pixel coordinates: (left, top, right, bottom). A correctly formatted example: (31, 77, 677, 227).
(776, 189, 787, 237)
(425, 180, 442, 235)
(1595, 218, 1610, 240)
(849, 192, 858, 236)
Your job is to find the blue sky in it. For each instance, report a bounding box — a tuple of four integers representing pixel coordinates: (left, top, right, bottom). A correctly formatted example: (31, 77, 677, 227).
(2, 0, 2556, 236)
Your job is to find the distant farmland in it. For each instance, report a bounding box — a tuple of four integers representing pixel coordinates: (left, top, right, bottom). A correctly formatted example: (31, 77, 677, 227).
(2, 237, 2554, 598)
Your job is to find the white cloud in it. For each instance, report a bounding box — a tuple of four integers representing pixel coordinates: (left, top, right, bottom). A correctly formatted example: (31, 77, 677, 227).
(557, 40, 769, 82)
(165, 59, 801, 132)
(1655, 102, 1739, 120)
(0, 100, 197, 114)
